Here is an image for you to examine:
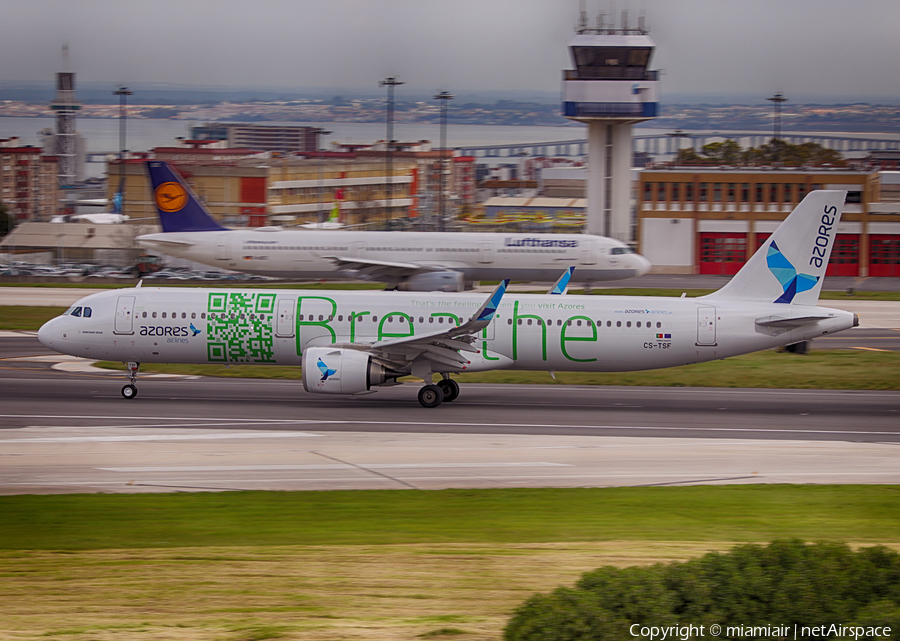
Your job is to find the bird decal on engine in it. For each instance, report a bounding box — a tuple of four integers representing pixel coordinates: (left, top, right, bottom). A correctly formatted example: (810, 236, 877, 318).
(317, 358, 337, 381)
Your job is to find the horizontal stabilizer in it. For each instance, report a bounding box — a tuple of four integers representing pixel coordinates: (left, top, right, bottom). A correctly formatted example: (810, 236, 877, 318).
(755, 314, 833, 328)
(136, 234, 196, 248)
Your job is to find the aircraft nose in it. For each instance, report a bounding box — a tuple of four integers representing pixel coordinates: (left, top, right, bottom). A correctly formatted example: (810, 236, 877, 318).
(634, 253, 652, 277)
(38, 318, 55, 349)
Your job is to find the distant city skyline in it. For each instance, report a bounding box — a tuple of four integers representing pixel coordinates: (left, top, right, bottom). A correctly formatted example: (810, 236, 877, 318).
(1, 0, 899, 104)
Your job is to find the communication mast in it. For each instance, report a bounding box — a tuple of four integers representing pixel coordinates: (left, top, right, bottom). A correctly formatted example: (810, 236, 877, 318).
(50, 71, 81, 188)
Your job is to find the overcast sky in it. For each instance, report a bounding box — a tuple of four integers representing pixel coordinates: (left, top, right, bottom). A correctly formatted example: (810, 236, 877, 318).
(1, 0, 899, 102)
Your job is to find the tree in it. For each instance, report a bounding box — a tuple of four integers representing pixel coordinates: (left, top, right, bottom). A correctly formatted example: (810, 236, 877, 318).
(0, 204, 12, 238)
(505, 541, 900, 641)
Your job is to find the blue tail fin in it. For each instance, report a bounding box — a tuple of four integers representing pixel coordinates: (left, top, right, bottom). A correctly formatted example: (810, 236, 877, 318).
(146, 161, 227, 232)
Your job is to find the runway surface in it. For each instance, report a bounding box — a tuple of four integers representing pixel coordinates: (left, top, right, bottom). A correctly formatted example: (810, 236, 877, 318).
(1, 335, 899, 494)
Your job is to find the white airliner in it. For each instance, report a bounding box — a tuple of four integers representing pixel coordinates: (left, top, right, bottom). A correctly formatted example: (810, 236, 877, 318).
(136, 161, 651, 291)
(39, 190, 857, 408)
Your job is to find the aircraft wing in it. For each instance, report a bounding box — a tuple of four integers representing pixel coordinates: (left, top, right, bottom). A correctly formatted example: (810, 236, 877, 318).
(332, 280, 508, 372)
(323, 255, 447, 280)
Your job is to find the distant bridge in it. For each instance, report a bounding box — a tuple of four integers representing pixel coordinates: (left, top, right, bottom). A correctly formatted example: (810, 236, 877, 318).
(458, 132, 900, 160)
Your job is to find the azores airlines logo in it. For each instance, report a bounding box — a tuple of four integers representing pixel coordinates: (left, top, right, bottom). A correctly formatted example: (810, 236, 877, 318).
(767, 240, 819, 304)
(317, 358, 337, 381)
(190, 323, 201, 337)
(154, 182, 188, 213)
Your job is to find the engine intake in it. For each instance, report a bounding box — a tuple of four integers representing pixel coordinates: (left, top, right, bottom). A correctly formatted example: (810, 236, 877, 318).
(397, 270, 464, 292)
(302, 347, 388, 395)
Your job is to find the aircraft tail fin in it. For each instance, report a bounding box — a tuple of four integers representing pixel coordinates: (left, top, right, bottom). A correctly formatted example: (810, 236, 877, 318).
(146, 161, 228, 233)
(112, 177, 125, 215)
(704, 190, 847, 306)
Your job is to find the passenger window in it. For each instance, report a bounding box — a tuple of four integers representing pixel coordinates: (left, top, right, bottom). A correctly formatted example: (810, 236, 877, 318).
(201, 313, 206, 319)
(616, 321, 621, 327)
(657, 322, 661, 328)
(637, 321, 641, 328)
(142, 312, 147, 318)
(627, 321, 632, 328)
(162, 312, 167, 319)
(607, 321, 612, 327)
(338, 315, 343, 322)
(152, 312, 157, 319)
(182, 312, 186, 319)
(191, 313, 196, 319)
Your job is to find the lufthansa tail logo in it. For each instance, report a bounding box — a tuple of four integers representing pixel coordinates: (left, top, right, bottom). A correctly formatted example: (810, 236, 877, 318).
(155, 182, 188, 213)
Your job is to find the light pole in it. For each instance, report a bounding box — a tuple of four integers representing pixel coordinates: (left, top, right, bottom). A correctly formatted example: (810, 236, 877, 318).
(767, 92, 787, 162)
(314, 127, 332, 224)
(434, 90, 453, 231)
(112, 86, 132, 215)
(380, 77, 404, 227)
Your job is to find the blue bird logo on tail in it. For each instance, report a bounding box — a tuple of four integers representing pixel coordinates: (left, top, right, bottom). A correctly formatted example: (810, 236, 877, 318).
(189, 323, 201, 337)
(317, 358, 337, 381)
(767, 241, 819, 303)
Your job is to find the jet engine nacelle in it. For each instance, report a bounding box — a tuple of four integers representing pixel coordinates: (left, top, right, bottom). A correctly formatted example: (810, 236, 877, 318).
(397, 270, 465, 292)
(301, 346, 388, 395)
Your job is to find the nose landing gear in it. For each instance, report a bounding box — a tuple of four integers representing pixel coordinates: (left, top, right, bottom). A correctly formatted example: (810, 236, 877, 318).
(121, 361, 140, 399)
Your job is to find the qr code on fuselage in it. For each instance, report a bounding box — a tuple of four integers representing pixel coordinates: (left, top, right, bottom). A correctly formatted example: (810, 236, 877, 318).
(206, 292, 276, 363)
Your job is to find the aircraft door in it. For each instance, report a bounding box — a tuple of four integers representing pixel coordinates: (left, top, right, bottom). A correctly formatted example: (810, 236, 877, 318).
(478, 241, 493, 264)
(275, 297, 295, 338)
(579, 238, 597, 265)
(696, 306, 717, 346)
(114, 296, 135, 335)
(215, 234, 231, 260)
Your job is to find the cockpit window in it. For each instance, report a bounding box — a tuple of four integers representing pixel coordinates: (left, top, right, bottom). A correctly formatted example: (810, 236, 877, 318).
(611, 247, 636, 255)
(70, 307, 82, 317)
(83, 307, 92, 318)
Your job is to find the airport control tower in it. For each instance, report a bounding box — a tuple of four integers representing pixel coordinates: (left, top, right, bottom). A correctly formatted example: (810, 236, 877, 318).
(562, 11, 659, 241)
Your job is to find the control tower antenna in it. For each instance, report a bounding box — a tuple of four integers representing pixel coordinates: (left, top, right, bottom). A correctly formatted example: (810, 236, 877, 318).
(578, 0, 588, 31)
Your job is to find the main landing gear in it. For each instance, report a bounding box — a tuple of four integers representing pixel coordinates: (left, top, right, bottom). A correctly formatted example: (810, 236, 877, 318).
(417, 376, 460, 408)
(121, 361, 140, 399)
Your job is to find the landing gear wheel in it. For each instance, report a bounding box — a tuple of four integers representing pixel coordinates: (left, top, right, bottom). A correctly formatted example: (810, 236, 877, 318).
(437, 378, 459, 402)
(418, 384, 444, 408)
(121, 384, 138, 400)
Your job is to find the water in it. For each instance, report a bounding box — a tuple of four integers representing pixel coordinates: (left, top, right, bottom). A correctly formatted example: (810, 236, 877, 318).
(0, 116, 602, 178)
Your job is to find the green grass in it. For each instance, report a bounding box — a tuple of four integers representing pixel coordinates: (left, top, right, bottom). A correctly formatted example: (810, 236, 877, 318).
(0, 305, 66, 330)
(0, 486, 898, 551)
(95, 349, 900, 390)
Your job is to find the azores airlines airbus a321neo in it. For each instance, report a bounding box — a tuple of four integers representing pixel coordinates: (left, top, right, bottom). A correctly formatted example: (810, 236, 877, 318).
(135, 161, 651, 291)
(40, 190, 858, 408)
